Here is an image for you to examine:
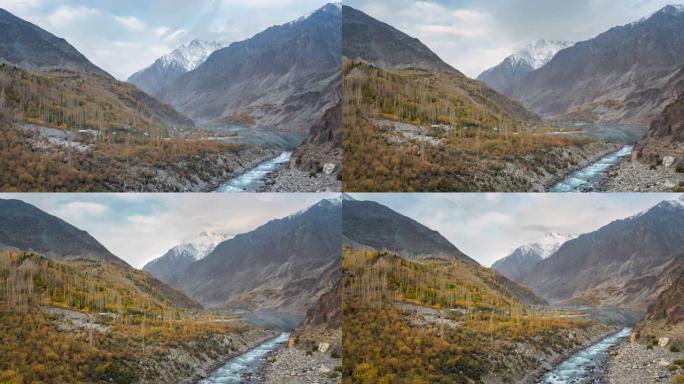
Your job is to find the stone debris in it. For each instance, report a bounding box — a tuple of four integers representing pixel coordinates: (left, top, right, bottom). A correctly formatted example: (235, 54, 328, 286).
(606, 341, 684, 383)
(603, 160, 683, 192)
(260, 346, 341, 383)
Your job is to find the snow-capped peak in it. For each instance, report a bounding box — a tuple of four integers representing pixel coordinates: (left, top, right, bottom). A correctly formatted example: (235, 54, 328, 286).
(170, 231, 231, 261)
(159, 39, 225, 72)
(518, 232, 576, 259)
(508, 40, 574, 70)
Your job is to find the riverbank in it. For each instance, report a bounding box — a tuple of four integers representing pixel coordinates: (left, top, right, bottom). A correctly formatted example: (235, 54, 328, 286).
(606, 340, 684, 383)
(547, 145, 632, 192)
(142, 328, 277, 384)
(602, 160, 684, 192)
(260, 345, 342, 383)
(258, 167, 341, 192)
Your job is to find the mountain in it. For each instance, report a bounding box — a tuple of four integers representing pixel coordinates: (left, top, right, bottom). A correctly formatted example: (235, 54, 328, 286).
(342, 5, 452, 72)
(0, 8, 109, 77)
(128, 39, 224, 99)
(342, 199, 475, 262)
(634, 93, 684, 166)
(492, 232, 575, 281)
(478, 40, 573, 95)
(521, 200, 684, 311)
(511, 5, 684, 127)
(171, 199, 341, 320)
(342, 5, 538, 122)
(0, 9, 193, 133)
(160, 3, 342, 132)
(0, 198, 128, 266)
(142, 232, 230, 284)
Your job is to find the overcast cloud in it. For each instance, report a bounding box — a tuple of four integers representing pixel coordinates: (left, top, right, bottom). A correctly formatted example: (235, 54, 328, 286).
(0, 0, 330, 79)
(345, 0, 677, 77)
(0, 193, 336, 268)
(349, 193, 684, 267)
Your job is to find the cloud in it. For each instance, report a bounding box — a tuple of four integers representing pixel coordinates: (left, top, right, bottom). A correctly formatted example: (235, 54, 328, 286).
(114, 15, 146, 31)
(47, 5, 100, 28)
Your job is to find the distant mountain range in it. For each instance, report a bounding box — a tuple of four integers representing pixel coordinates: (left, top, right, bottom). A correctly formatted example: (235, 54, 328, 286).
(478, 40, 573, 95)
(0, 8, 193, 132)
(492, 232, 575, 281)
(157, 3, 341, 133)
(342, 197, 544, 306)
(170, 198, 341, 322)
(519, 200, 684, 312)
(128, 39, 225, 99)
(142, 232, 231, 284)
(341, 5, 538, 122)
(510, 5, 684, 128)
(0, 198, 128, 266)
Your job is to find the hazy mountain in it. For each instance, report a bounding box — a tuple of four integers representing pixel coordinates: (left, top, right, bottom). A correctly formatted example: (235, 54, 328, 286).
(522, 200, 684, 311)
(0, 8, 109, 77)
(634, 93, 684, 165)
(342, 199, 475, 263)
(492, 232, 575, 281)
(0, 198, 128, 266)
(511, 5, 684, 127)
(161, 3, 342, 132)
(172, 199, 341, 320)
(142, 232, 231, 284)
(128, 39, 224, 99)
(478, 40, 573, 95)
(341, 5, 538, 123)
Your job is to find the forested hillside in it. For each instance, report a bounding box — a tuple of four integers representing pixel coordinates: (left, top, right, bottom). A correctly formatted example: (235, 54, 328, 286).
(0, 250, 272, 383)
(342, 248, 614, 383)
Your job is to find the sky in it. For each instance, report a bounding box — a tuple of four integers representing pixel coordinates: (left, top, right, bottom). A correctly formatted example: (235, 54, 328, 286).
(349, 193, 684, 267)
(345, 0, 678, 77)
(0, 193, 336, 269)
(0, 0, 330, 80)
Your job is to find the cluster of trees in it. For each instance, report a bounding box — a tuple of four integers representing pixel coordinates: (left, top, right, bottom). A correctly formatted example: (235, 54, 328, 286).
(0, 120, 255, 191)
(0, 251, 248, 383)
(342, 248, 596, 383)
(342, 60, 593, 192)
(0, 64, 171, 135)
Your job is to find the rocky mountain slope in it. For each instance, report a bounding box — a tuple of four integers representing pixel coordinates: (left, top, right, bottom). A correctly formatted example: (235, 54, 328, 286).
(342, 5, 538, 122)
(511, 5, 684, 127)
(172, 199, 341, 320)
(0, 8, 109, 77)
(128, 39, 224, 99)
(142, 232, 230, 284)
(492, 232, 575, 281)
(342, 198, 475, 262)
(634, 92, 684, 167)
(0, 198, 128, 266)
(521, 200, 684, 311)
(478, 40, 573, 95)
(161, 3, 341, 132)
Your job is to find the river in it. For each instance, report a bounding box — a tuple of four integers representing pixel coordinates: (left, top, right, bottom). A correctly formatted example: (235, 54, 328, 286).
(549, 146, 633, 192)
(538, 327, 631, 383)
(198, 332, 289, 383)
(216, 152, 292, 192)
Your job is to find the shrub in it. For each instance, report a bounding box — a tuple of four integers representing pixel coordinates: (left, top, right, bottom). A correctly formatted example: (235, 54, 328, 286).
(672, 345, 681, 353)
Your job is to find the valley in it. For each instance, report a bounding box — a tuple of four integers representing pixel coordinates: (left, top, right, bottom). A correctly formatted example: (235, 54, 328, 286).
(341, 194, 684, 384)
(342, 3, 684, 192)
(0, 195, 343, 383)
(0, 4, 342, 193)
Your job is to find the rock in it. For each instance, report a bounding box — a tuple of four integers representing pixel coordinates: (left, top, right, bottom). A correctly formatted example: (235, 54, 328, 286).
(657, 358, 671, 367)
(323, 163, 336, 175)
(288, 337, 296, 349)
(658, 337, 670, 347)
(319, 365, 331, 374)
(318, 342, 330, 353)
(663, 156, 676, 167)
(630, 332, 637, 344)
